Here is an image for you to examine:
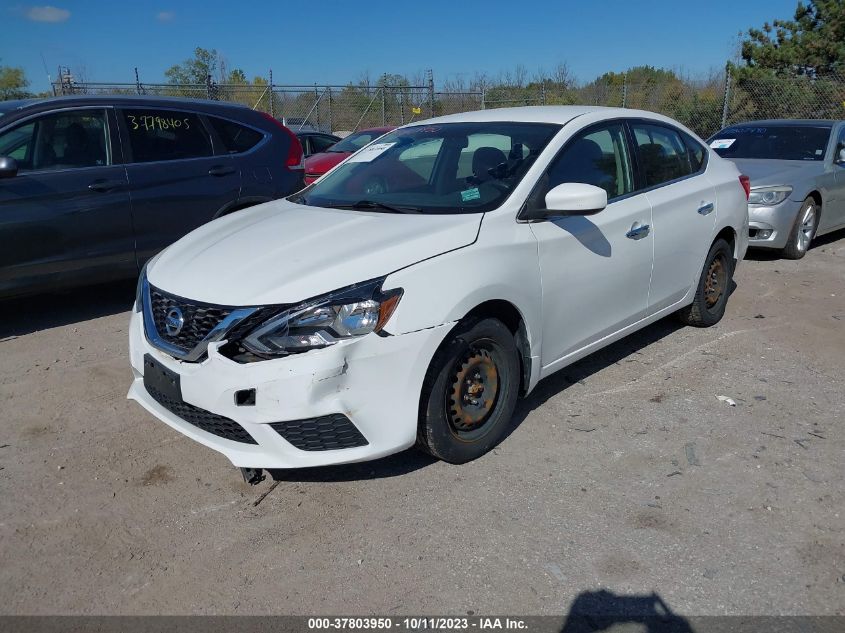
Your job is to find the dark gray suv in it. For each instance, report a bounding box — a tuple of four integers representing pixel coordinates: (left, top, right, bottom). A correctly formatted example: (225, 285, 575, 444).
(0, 95, 305, 298)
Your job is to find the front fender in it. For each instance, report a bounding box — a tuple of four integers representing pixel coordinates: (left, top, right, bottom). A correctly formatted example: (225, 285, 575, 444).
(381, 221, 542, 375)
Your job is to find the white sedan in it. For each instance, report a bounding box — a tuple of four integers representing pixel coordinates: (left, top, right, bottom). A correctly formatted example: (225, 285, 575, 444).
(128, 106, 749, 477)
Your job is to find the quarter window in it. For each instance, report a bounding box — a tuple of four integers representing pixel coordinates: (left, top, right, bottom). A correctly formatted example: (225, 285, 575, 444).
(207, 116, 264, 154)
(0, 110, 110, 171)
(631, 122, 693, 187)
(683, 133, 707, 172)
(121, 109, 212, 163)
(539, 123, 635, 202)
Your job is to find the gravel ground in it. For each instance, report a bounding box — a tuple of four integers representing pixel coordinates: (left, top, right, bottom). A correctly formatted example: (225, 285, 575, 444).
(1, 233, 843, 617)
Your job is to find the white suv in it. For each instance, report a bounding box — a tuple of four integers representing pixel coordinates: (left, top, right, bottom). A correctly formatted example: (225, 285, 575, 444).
(128, 106, 749, 475)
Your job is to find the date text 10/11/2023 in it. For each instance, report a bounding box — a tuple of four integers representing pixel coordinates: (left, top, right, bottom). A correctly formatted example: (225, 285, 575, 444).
(307, 618, 529, 630)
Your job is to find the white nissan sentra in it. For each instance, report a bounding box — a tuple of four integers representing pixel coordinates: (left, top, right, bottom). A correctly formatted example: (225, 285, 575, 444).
(128, 106, 749, 476)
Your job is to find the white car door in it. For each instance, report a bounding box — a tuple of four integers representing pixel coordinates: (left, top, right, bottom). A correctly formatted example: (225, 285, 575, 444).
(527, 121, 654, 371)
(629, 121, 716, 313)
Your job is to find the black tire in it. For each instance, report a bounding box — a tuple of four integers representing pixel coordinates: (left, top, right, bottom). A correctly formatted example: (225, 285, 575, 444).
(677, 238, 734, 328)
(781, 197, 819, 260)
(417, 317, 520, 464)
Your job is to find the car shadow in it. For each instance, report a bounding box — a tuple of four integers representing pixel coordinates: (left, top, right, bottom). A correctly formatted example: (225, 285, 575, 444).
(271, 316, 686, 483)
(0, 279, 136, 338)
(743, 226, 845, 261)
(267, 449, 438, 483)
(811, 226, 845, 249)
(560, 589, 693, 633)
(502, 315, 685, 444)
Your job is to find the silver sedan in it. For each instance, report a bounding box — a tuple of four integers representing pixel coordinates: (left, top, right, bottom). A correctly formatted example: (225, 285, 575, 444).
(709, 119, 845, 258)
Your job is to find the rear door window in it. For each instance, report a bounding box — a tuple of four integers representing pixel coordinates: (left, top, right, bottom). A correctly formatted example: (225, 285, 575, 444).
(207, 116, 264, 154)
(121, 109, 213, 163)
(631, 122, 693, 188)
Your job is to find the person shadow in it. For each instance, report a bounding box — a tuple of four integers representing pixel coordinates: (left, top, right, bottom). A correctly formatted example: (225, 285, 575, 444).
(561, 590, 693, 633)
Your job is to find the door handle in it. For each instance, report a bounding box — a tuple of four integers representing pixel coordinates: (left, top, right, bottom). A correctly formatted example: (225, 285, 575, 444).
(626, 223, 650, 240)
(208, 165, 236, 176)
(88, 179, 124, 192)
(698, 202, 715, 215)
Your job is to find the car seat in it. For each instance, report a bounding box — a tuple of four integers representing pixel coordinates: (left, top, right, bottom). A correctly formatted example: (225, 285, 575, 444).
(471, 147, 508, 183)
(550, 138, 615, 194)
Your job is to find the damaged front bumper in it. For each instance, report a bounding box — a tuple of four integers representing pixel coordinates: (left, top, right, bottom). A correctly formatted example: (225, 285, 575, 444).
(127, 309, 454, 468)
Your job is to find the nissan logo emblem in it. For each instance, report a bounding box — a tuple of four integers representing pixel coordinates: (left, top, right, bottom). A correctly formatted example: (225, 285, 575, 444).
(164, 307, 185, 336)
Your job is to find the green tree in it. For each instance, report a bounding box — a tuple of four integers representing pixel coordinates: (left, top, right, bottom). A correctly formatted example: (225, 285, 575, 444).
(226, 68, 247, 84)
(0, 63, 31, 100)
(165, 47, 221, 84)
(738, 0, 845, 76)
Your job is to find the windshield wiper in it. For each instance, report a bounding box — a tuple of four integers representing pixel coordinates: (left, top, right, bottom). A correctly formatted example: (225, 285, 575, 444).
(328, 200, 422, 214)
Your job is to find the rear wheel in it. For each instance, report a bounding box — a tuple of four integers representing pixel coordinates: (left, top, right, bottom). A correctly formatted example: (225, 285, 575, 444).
(781, 197, 819, 260)
(677, 238, 733, 327)
(417, 318, 520, 464)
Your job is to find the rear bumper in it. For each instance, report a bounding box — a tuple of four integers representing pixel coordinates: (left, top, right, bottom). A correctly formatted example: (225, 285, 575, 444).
(127, 309, 453, 468)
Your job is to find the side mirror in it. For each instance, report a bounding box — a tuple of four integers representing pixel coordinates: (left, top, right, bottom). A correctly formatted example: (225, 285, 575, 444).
(0, 156, 18, 179)
(541, 182, 608, 217)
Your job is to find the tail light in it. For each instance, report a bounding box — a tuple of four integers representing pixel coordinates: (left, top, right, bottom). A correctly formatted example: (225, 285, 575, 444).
(259, 112, 304, 170)
(739, 175, 751, 199)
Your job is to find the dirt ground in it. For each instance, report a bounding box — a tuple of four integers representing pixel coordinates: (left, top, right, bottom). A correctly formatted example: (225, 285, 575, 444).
(1, 233, 843, 617)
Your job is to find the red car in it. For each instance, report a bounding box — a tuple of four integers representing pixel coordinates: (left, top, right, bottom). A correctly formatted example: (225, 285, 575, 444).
(303, 126, 394, 184)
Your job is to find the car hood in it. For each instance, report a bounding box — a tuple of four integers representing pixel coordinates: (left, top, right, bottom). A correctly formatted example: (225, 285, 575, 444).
(304, 152, 349, 175)
(727, 159, 822, 188)
(147, 200, 482, 306)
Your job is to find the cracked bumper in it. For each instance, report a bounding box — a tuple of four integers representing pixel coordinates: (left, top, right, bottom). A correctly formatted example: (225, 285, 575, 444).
(127, 310, 453, 468)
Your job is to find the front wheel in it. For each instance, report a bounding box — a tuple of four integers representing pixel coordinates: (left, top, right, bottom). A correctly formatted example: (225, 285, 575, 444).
(781, 197, 819, 260)
(677, 238, 734, 328)
(417, 318, 520, 464)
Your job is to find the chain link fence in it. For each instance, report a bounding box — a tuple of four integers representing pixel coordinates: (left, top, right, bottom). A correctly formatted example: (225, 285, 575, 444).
(51, 68, 845, 139)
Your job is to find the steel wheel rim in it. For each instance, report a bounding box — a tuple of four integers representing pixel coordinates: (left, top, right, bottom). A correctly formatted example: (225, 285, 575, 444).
(703, 255, 727, 309)
(797, 205, 816, 252)
(446, 342, 501, 440)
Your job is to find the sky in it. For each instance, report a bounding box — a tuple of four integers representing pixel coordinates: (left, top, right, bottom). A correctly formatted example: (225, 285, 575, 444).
(2, 0, 800, 92)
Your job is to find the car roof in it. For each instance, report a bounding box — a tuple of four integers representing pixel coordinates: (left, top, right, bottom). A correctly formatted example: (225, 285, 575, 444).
(4, 94, 253, 112)
(408, 105, 677, 126)
(0, 98, 40, 115)
(723, 119, 841, 127)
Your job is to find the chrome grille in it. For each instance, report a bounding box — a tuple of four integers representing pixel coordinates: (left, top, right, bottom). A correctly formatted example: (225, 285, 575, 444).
(141, 278, 259, 362)
(149, 286, 233, 354)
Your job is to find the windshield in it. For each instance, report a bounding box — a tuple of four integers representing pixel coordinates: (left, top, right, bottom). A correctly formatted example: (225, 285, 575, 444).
(293, 121, 561, 215)
(710, 125, 831, 161)
(329, 129, 391, 153)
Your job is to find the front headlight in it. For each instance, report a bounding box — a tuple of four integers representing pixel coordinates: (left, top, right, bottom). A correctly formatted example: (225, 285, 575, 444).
(242, 278, 402, 357)
(134, 262, 148, 313)
(748, 186, 793, 206)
